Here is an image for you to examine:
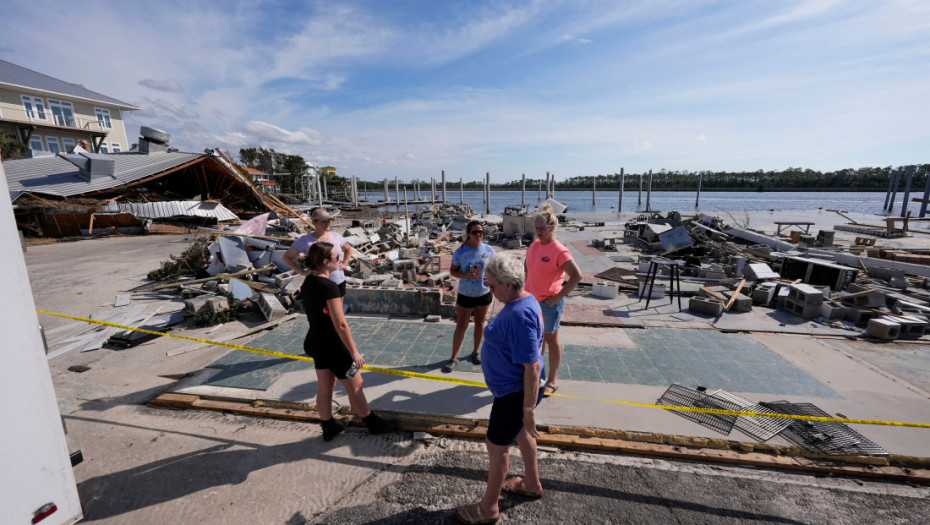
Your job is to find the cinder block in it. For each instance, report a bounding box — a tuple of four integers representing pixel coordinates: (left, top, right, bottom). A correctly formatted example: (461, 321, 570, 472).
(689, 296, 724, 316)
(819, 301, 846, 320)
(882, 315, 928, 338)
(787, 284, 823, 306)
(744, 263, 779, 280)
(776, 287, 790, 308)
(258, 292, 287, 321)
(867, 318, 900, 340)
(593, 282, 619, 299)
(722, 291, 752, 312)
(783, 299, 821, 319)
(752, 282, 777, 306)
(845, 307, 879, 326)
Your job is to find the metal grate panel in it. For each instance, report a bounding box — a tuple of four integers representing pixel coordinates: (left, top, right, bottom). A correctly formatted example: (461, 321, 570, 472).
(761, 401, 888, 456)
(708, 390, 793, 443)
(656, 384, 738, 435)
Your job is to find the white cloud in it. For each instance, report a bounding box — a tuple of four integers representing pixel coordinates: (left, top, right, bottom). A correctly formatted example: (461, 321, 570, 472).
(561, 34, 592, 45)
(242, 121, 325, 146)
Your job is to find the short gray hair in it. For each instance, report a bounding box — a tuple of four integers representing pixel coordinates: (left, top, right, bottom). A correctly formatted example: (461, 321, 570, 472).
(485, 252, 525, 290)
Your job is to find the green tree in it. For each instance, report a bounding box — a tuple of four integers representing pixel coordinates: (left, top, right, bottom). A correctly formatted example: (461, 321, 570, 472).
(0, 130, 29, 160)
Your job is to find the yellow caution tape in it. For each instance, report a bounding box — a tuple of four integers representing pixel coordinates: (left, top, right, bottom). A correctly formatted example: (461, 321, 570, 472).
(38, 309, 930, 429)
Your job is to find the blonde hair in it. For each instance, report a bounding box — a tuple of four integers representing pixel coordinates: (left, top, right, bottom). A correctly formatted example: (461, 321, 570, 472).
(485, 252, 525, 290)
(534, 203, 558, 232)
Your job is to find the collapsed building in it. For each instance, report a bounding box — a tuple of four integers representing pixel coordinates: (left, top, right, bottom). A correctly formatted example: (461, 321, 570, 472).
(5, 128, 284, 237)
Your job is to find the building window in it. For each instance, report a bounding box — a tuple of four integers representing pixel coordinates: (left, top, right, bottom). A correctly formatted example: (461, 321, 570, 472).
(45, 136, 62, 154)
(62, 138, 76, 152)
(95, 108, 113, 129)
(29, 136, 45, 151)
(99, 143, 109, 153)
(47, 99, 76, 127)
(21, 95, 47, 121)
(110, 143, 121, 153)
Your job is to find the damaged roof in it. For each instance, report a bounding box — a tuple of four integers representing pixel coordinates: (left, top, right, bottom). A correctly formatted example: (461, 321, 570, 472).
(2, 150, 274, 218)
(4, 152, 205, 200)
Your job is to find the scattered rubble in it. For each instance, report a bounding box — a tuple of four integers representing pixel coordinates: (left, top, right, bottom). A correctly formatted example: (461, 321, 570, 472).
(608, 211, 930, 341)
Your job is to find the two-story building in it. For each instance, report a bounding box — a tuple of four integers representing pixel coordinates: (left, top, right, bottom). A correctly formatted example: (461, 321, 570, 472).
(0, 59, 139, 157)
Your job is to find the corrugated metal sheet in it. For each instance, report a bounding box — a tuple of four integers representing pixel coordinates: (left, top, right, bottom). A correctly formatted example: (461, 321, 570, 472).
(102, 200, 239, 221)
(0, 59, 139, 110)
(4, 152, 205, 198)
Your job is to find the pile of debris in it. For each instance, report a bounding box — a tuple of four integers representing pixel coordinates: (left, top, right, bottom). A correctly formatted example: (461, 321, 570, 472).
(614, 211, 930, 340)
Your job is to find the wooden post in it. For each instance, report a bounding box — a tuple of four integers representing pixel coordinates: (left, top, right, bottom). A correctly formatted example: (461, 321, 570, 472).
(901, 165, 914, 218)
(521, 173, 526, 208)
(404, 188, 409, 244)
(695, 172, 703, 209)
(919, 167, 930, 218)
(888, 168, 901, 212)
(618, 168, 624, 213)
(638, 171, 643, 206)
(646, 169, 653, 211)
(441, 170, 446, 204)
(545, 172, 551, 199)
(460, 178, 464, 204)
(883, 170, 895, 211)
(383, 178, 389, 203)
(486, 172, 491, 214)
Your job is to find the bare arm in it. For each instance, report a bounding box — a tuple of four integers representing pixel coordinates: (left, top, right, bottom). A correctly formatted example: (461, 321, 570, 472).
(283, 245, 312, 276)
(544, 258, 582, 306)
(340, 241, 354, 272)
(326, 296, 364, 367)
(522, 359, 542, 438)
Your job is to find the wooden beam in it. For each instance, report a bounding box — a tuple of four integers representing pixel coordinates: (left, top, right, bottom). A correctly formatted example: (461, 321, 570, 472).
(724, 279, 746, 311)
(699, 287, 727, 302)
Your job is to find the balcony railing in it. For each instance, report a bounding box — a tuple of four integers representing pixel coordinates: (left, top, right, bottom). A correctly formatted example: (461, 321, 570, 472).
(1, 107, 110, 134)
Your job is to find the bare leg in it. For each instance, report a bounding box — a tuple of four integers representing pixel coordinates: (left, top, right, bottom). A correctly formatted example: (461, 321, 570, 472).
(338, 372, 372, 418)
(315, 369, 338, 419)
(481, 439, 509, 518)
(515, 427, 543, 493)
(450, 305, 474, 361)
(471, 304, 490, 355)
(544, 331, 561, 390)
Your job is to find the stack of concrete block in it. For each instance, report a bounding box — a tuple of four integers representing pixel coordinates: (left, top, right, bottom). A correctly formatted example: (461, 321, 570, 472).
(752, 282, 777, 306)
(882, 315, 928, 338)
(784, 283, 823, 319)
(689, 296, 724, 316)
(593, 282, 619, 299)
(816, 230, 835, 248)
(840, 289, 885, 309)
(392, 259, 417, 283)
(867, 318, 901, 340)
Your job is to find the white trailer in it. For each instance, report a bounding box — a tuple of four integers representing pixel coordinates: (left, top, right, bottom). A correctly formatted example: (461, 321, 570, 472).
(1, 158, 83, 524)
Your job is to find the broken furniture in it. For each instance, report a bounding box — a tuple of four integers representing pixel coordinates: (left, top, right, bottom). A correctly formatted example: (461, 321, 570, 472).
(778, 256, 859, 292)
(640, 258, 682, 311)
(774, 221, 815, 236)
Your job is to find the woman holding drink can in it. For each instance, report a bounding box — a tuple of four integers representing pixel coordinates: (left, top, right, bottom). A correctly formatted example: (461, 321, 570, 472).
(443, 220, 495, 373)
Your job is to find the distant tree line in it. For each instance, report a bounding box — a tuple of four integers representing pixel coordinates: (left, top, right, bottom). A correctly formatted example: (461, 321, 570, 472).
(237, 147, 346, 195)
(493, 165, 929, 191)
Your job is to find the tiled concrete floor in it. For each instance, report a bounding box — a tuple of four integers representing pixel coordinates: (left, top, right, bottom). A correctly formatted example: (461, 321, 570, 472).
(205, 318, 837, 398)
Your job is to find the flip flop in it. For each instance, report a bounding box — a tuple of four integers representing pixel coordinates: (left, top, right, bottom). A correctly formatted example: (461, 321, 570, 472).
(501, 477, 544, 499)
(455, 503, 499, 524)
(543, 382, 559, 395)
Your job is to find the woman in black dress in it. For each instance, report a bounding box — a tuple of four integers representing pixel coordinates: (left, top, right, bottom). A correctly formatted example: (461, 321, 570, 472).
(302, 242, 397, 441)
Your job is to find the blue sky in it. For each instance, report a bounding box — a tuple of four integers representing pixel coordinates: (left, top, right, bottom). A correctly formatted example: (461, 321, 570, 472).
(2, 1, 928, 183)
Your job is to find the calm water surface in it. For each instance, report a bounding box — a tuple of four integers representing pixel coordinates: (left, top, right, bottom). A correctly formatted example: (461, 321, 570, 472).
(357, 190, 904, 216)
